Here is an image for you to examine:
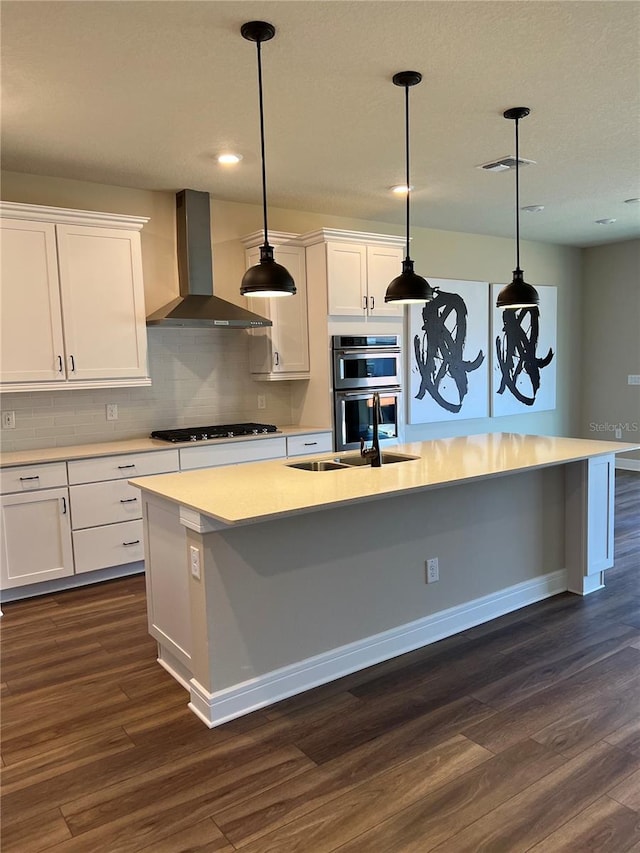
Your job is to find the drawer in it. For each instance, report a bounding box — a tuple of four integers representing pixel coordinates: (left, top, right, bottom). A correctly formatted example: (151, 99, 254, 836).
(179, 436, 287, 471)
(286, 432, 333, 457)
(0, 461, 68, 493)
(68, 450, 179, 485)
(70, 480, 142, 529)
(73, 520, 144, 574)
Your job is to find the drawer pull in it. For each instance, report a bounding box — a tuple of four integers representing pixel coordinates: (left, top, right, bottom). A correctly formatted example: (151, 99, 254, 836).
(119, 497, 138, 503)
(123, 540, 140, 546)
(303, 442, 318, 446)
(20, 475, 40, 481)
(70, 354, 76, 372)
(61, 496, 67, 514)
(58, 355, 63, 373)
(117, 464, 136, 469)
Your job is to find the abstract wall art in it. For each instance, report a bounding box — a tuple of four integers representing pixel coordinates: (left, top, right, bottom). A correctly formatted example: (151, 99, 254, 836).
(407, 278, 490, 424)
(490, 283, 557, 416)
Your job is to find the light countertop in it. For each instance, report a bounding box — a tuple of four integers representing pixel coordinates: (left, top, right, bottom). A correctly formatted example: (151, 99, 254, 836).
(130, 433, 639, 526)
(0, 425, 330, 468)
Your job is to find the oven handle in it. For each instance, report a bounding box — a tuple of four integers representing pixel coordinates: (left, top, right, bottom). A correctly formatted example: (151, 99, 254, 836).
(339, 388, 401, 397)
(335, 348, 401, 356)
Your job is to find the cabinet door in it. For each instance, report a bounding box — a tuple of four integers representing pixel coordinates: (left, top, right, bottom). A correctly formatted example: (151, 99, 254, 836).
(56, 225, 148, 381)
(326, 242, 367, 316)
(0, 219, 67, 383)
(0, 488, 73, 589)
(366, 245, 405, 318)
(247, 245, 309, 378)
(270, 245, 309, 375)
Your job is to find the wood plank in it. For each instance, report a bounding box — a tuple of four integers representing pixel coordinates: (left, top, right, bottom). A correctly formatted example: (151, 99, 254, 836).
(609, 768, 640, 812)
(137, 819, 233, 853)
(0, 806, 71, 853)
(333, 738, 565, 853)
(528, 796, 640, 852)
(215, 695, 494, 848)
(429, 742, 640, 852)
(605, 717, 640, 755)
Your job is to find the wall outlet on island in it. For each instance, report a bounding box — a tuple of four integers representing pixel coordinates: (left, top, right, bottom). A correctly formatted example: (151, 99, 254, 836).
(426, 557, 439, 584)
(2, 411, 16, 429)
(257, 395, 266, 410)
(106, 403, 118, 421)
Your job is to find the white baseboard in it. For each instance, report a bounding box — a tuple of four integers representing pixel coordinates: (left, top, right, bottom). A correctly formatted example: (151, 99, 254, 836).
(0, 561, 144, 603)
(616, 459, 640, 472)
(187, 568, 568, 728)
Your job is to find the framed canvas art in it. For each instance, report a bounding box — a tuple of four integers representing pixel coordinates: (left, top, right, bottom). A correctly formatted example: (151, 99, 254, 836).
(491, 283, 557, 416)
(407, 278, 489, 424)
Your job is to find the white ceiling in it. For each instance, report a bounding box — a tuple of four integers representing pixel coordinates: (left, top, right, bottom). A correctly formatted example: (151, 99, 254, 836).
(2, 0, 639, 248)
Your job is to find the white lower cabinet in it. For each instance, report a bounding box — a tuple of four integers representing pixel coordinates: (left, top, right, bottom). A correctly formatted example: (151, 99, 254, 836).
(1, 484, 73, 589)
(286, 432, 333, 456)
(68, 449, 179, 576)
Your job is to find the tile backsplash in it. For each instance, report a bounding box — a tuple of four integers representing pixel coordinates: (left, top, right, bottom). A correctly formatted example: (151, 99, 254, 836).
(0, 328, 294, 452)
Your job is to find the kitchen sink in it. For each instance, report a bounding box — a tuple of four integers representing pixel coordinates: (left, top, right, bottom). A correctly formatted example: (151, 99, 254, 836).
(286, 452, 419, 471)
(286, 460, 349, 471)
(334, 452, 420, 466)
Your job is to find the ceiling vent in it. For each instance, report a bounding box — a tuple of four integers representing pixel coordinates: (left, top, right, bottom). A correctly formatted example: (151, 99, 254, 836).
(477, 156, 536, 172)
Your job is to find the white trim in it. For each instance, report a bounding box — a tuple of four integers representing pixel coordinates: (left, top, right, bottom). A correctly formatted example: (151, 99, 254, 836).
(616, 458, 640, 472)
(157, 645, 191, 692)
(240, 230, 301, 248)
(568, 571, 605, 596)
(179, 507, 227, 533)
(0, 201, 149, 231)
(0, 377, 151, 394)
(186, 568, 568, 727)
(300, 228, 406, 248)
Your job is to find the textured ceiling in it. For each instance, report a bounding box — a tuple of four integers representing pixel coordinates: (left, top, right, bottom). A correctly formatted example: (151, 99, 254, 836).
(2, 0, 639, 247)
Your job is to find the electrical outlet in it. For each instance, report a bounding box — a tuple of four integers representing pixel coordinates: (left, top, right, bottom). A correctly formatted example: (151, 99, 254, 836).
(426, 557, 439, 583)
(106, 403, 118, 421)
(2, 411, 16, 429)
(628, 375, 640, 386)
(257, 395, 266, 410)
(190, 545, 201, 580)
(615, 427, 622, 439)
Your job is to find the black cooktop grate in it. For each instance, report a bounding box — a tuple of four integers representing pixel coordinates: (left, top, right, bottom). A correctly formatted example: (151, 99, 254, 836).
(151, 423, 279, 443)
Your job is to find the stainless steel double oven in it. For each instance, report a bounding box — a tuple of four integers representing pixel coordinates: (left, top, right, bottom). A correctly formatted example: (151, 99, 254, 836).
(332, 334, 403, 451)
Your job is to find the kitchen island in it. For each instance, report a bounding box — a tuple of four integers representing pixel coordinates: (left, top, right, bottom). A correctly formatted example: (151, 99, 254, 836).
(131, 433, 637, 727)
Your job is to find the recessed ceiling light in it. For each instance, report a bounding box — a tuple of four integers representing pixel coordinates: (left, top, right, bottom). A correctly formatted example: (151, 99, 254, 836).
(390, 184, 413, 194)
(217, 153, 243, 165)
(521, 205, 545, 213)
(624, 197, 640, 204)
(595, 218, 617, 225)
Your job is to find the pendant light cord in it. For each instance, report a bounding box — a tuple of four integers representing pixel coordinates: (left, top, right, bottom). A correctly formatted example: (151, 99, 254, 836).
(514, 116, 520, 271)
(404, 84, 411, 261)
(256, 39, 270, 248)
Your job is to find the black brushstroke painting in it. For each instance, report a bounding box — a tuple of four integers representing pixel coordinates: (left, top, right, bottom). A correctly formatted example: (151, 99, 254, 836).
(413, 290, 485, 413)
(495, 307, 554, 405)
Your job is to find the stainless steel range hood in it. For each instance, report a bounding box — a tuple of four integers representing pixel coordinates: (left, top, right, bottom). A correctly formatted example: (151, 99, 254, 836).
(146, 189, 271, 328)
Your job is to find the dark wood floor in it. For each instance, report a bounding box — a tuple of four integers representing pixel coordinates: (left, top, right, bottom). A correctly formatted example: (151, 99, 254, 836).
(2, 471, 639, 853)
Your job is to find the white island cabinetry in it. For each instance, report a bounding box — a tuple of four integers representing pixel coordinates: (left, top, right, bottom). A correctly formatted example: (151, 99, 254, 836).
(0, 202, 150, 392)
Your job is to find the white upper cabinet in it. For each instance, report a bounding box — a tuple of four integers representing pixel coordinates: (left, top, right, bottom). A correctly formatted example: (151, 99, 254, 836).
(0, 202, 150, 392)
(242, 232, 310, 380)
(305, 230, 405, 319)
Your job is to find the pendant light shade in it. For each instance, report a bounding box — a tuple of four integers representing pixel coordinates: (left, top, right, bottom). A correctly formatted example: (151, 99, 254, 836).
(385, 71, 435, 305)
(240, 21, 296, 298)
(496, 107, 539, 309)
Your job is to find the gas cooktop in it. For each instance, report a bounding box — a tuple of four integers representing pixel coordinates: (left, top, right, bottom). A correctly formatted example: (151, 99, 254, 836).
(151, 423, 279, 443)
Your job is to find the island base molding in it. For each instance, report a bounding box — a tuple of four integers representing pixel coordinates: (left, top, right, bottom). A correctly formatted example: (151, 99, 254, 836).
(181, 568, 567, 728)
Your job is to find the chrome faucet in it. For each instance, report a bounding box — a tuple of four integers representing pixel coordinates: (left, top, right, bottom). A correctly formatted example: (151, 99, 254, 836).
(360, 391, 382, 467)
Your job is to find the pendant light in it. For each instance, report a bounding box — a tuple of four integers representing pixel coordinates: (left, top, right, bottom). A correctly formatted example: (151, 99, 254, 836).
(385, 71, 435, 305)
(240, 21, 296, 298)
(496, 107, 539, 309)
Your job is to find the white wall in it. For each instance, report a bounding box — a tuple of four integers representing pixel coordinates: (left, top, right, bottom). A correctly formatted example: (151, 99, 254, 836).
(581, 239, 640, 462)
